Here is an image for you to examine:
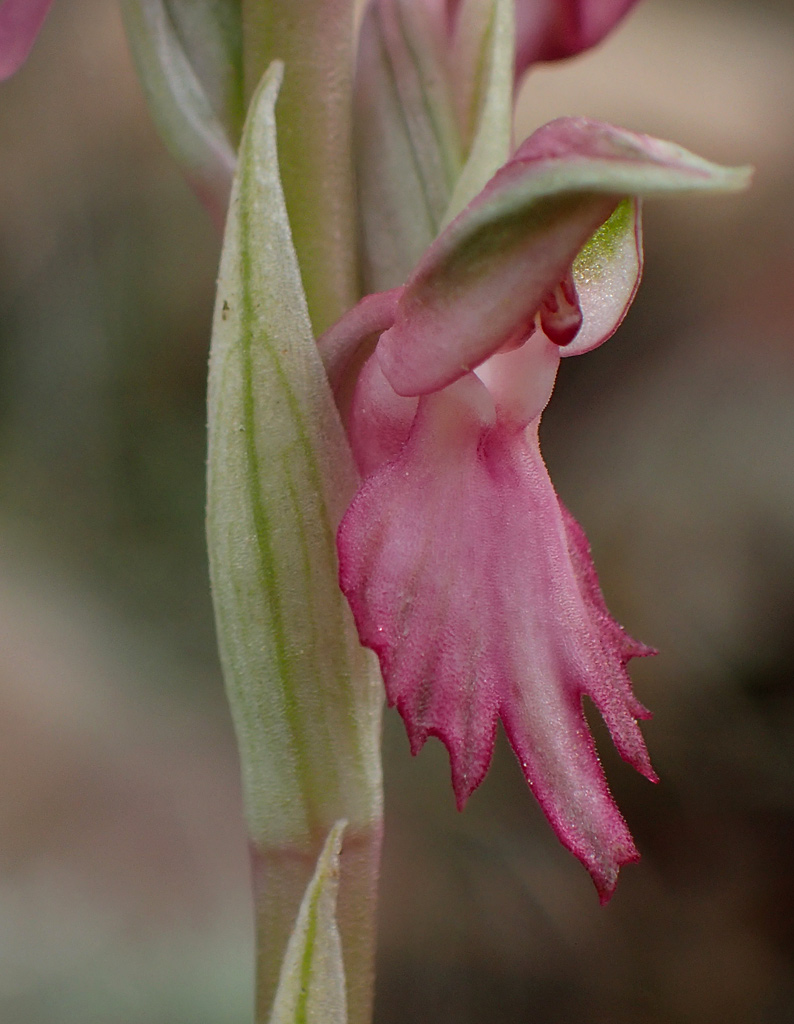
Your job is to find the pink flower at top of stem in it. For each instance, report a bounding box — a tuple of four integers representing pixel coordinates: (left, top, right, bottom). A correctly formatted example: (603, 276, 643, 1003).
(321, 116, 749, 899)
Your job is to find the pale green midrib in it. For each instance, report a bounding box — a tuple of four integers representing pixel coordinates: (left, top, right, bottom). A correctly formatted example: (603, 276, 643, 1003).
(374, 6, 438, 237)
(282, 457, 324, 691)
(295, 871, 323, 1024)
(209, 373, 285, 821)
(211, 358, 262, 731)
(393, 1, 461, 197)
(216, 558, 291, 818)
(237, 153, 321, 830)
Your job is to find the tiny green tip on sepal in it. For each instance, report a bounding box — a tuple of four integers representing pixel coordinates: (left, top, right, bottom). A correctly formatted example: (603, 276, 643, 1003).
(267, 822, 349, 1024)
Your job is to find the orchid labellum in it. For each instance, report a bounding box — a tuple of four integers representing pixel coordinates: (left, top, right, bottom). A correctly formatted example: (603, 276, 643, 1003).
(323, 118, 750, 899)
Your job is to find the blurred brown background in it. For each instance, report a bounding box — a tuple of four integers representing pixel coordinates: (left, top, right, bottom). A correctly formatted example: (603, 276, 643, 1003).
(0, 1, 792, 1021)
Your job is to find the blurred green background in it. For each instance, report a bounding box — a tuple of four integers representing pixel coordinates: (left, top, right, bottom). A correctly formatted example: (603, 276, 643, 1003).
(0, 1, 792, 1021)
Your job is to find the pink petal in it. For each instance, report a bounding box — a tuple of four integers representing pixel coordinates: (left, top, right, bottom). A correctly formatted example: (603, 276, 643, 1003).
(337, 375, 655, 898)
(557, 500, 657, 756)
(0, 0, 54, 80)
(560, 501, 656, 672)
(317, 288, 401, 394)
(474, 329, 561, 429)
(446, 0, 639, 79)
(516, 0, 640, 79)
(443, 0, 460, 32)
(377, 118, 747, 398)
(348, 351, 419, 476)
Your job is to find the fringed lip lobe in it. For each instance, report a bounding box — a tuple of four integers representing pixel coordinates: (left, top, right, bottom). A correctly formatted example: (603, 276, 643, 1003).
(338, 370, 655, 898)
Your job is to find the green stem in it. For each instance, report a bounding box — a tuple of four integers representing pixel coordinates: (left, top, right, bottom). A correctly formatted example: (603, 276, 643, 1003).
(241, 0, 359, 334)
(207, 61, 382, 1024)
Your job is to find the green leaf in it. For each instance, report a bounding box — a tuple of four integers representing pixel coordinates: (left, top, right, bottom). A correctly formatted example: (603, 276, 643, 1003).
(206, 58, 382, 853)
(267, 822, 349, 1024)
(207, 57, 382, 1024)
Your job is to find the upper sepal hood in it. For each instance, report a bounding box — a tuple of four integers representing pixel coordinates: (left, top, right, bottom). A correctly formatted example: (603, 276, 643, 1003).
(0, 0, 54, 80)
(377, 117, 752, 397)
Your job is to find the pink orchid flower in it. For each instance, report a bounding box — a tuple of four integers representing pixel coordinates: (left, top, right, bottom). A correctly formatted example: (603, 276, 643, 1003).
(321, 117, 749, 899)
(0, 0, 54, 80)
